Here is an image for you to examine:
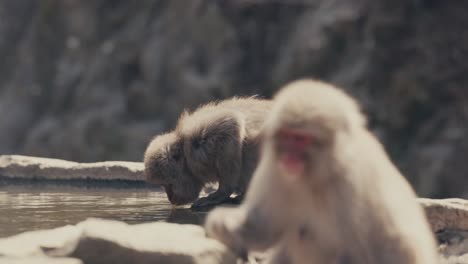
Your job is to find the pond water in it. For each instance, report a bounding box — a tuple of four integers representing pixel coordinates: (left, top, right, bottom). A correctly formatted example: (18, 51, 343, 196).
(0, 183, 207, 238)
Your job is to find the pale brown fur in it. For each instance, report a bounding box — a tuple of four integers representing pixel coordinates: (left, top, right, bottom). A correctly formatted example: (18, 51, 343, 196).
(205, 80, 438, 263)
(144, 132, 203, 205)
(144, 97, 271, 209)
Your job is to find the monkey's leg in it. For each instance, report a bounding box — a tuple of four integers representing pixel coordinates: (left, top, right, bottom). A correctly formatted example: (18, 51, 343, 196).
(192, 156, 240, 209)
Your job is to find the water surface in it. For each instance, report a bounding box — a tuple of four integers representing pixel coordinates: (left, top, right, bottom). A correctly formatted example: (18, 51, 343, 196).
(0, 183, 207, 238)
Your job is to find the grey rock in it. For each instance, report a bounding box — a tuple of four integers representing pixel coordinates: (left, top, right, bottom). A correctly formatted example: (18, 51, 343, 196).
(0, 198, 468, 263)
(0, 155, 145, 181)
(0, 218, 236, 264)
(0, 257, 82, 264)
(438, 230, 468, 264)
(420, 198, 468, 233)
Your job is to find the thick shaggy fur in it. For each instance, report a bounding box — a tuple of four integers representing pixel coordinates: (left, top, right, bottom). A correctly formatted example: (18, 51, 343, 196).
(144, 97, 271, 208)
(205, 80, 438, 263)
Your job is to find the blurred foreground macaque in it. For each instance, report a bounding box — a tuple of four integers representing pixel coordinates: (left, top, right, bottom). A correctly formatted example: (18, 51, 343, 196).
(144, 97, 271, 209)
(205, 80, 438, 263)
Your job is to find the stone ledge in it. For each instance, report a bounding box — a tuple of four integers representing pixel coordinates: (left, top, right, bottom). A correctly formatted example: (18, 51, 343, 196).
(0, 257, 82, 264)
(420, 198, 468, 233)
(1, 155, 468, 263)
(0, 199, 467, 263)
(0, 219, 236, 264)
(0, 155, 145, 182)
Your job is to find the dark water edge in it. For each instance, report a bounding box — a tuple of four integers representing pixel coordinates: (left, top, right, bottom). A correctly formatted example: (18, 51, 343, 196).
(0, 176, 155, 189)
(0, 178, 207, 238)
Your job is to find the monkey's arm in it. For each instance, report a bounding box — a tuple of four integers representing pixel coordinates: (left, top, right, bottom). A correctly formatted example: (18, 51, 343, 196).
(205, 205, 284, 256)
(191, 185, 235, 209)
(205, 159, 291, 259)
(191, 154, 241, 209)
(191, 115, 244, 209)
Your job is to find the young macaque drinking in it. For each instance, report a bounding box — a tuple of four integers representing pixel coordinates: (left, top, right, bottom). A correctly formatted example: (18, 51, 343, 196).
(144, 97, 271, 209)
(205, 80, 438, 263)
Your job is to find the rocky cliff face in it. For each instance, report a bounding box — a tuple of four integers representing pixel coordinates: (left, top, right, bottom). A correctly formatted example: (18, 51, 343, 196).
(0, 0, 467, 198)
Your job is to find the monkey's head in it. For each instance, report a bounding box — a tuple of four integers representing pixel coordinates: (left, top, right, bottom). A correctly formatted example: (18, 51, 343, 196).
(265, 79, 366, 186)
(144, 132, 204, 205)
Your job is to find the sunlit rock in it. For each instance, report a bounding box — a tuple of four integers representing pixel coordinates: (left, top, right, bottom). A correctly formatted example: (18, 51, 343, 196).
(0, 219, 236, 264)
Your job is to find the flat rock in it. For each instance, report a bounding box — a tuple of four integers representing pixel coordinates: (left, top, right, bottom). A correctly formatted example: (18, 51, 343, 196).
(0, 218, 236, 264)
(420, 198, 468, 232)
(0, 155, 145, 182)
(0, 199, 467, 263)
(418, 199, 468, 263)
(0, 257, 82, 264)
(1, 155, 468, 264)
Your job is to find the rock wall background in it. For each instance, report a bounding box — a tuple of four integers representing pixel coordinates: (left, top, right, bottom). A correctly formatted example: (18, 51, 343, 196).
(0, 0, 467, 199)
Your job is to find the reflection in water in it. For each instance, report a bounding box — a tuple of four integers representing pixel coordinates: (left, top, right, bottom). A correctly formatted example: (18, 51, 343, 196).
(0, 184, 207, 238)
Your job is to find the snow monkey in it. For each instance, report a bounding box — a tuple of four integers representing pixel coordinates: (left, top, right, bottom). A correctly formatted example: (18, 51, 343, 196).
(205, 80, 438, 263)
(144, 97, 272, 209)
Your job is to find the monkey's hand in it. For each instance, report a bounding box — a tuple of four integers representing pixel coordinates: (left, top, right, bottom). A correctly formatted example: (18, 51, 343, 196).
(205, 207, 249, 259)
(228, 194, 244, 205)
(191, 189, 232, 209)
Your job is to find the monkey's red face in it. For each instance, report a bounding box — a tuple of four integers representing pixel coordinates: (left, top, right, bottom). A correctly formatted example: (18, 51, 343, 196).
(276, 128, 314, 177)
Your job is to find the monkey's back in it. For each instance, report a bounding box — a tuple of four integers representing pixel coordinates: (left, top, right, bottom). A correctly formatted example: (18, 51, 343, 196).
(217, 97, 272, 139)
